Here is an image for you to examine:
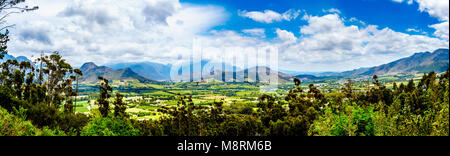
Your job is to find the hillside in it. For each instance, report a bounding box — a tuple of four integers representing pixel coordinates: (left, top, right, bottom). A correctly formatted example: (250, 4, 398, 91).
(80, 62, 153, 83)
(338, 49, 449, 76)
(294, 74, 318, 81)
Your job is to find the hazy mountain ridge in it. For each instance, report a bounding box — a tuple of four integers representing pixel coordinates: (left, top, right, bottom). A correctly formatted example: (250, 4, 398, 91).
(0, 54, 32, 63)
(80, 62, 153, 83)
(294, 74, 318, 81)
(107, 62, 172, 81)
(106, 60, 240, 81)
(169, 66, 293, 83)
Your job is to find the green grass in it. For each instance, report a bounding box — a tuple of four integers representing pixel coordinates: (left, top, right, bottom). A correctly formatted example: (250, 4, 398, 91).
(74, 100, 90, 113)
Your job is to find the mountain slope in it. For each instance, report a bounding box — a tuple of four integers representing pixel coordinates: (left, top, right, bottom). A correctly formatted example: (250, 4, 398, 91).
(294, 74, 318, 81)
(339, 49, 449, 76)
(80, 62, 153, 83)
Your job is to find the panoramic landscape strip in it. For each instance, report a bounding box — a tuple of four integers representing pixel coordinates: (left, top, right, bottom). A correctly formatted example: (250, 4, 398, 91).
(0, 0, 449, 137)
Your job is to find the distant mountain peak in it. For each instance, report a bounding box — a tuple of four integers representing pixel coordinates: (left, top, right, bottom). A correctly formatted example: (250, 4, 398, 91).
(80, 62, 98, 72)
(79, 62, 154, 83)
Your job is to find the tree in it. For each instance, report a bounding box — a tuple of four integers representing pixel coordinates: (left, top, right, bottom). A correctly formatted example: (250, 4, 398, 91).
(97, 76, 112, 117)
(373, 75, 379, 86)
(73, 69, 82, 112)
(113, 93, 127, 118)
(293, 77, 301, 86)
(37, 52, 78, 108)
(0, 29, 8, 59)
(342, 79, 353, 99)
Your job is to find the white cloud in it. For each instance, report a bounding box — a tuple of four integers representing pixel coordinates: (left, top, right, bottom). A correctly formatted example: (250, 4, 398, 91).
(414, 0, 449, 41)
(391, 0, 413, 5)
(406, 28, 419, 32)
(238, 9, 300, 23)
(277, 13, 448, 71)
(349, 17, 366, 25)
(6, 0, 227, 66)
(406, 28, 428, 35)
(415, 0, 449, 21)
(323, 8, 341, 14)
(242, 28, 266, 38)
(4, 1, 448, 72)
(429, 21, 449, 40)
(391, 0, 448, 41)
(276, 29, 297, 43)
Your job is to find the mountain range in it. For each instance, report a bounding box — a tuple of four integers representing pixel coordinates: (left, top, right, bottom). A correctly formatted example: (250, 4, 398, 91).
(167, 66, 294, 83)
(2, 48, 448, 83)
(107, 62, 172, 81)
(1, 54, 32, 63)
(79, 62, 154, 83)
(335, 48, 449, 77)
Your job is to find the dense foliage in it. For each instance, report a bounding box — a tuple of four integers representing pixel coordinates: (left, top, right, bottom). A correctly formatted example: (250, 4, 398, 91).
(0, 53, 89, 135)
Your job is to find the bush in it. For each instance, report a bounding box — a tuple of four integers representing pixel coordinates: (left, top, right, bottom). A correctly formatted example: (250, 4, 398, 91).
(81, 117, 140, 136)
(218, 114, 263, 136)
(133, 120, 165, 136)
(0, 107, 37, 136)
(0, 107, 66, 136)
(310, 103, 375, 136)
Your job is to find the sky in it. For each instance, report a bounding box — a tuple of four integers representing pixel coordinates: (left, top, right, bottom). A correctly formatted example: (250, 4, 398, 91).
(3, 0, 449, 72)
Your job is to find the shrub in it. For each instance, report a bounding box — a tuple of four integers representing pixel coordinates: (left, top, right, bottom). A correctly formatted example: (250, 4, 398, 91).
(0, 107, 37, 136)
(81, 117, 140, 136)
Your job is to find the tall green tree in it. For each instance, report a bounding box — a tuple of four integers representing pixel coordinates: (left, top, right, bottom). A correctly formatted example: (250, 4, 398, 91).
(97, 76, 112, 117)
(114, 93, 127, 118)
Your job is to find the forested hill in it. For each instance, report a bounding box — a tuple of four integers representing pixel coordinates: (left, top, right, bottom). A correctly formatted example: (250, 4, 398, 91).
(337, 49, 449, 76)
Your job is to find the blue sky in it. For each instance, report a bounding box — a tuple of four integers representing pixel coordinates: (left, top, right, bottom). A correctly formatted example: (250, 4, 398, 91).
(182, 0, 440, 39)
(4, 0, 449, 72)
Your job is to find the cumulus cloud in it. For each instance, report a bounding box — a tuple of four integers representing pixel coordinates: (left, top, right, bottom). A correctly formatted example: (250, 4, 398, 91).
(59, 2, 116, 26)
(414, 0, 449, 41)
(415, 0, 449, 21)
(142, 0, 180, 25)
(392, 0, 448, 41)
(277, 13, 448, 71)
(238, 9, 300, 23)
(6, 0, 227, 66)
(429, 21, 449, 40)
(18, 27, 52, 45)
(276, 29, 297, 43)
